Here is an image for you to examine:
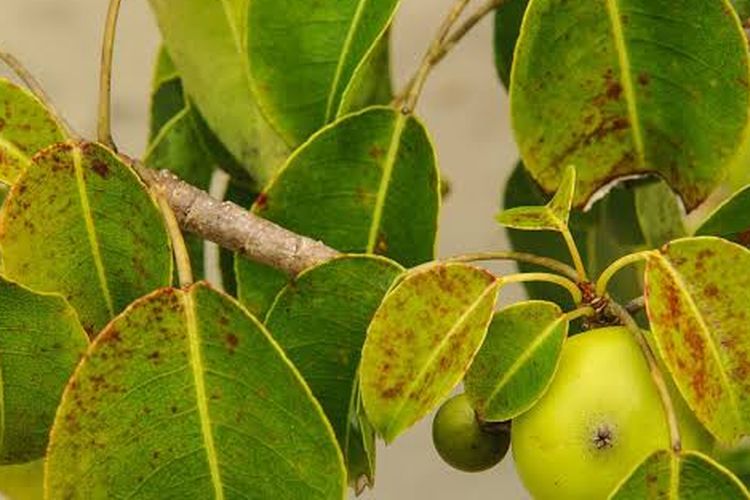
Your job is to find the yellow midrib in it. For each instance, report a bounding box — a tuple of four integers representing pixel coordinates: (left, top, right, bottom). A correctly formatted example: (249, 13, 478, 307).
(604, 0, 646, 165)
(72, 145, 115, 319)
(181, 291, 225, 500)
(366, 113, 407, 253)
(0, 136, 32, 183)
(325, 0, 369, 122)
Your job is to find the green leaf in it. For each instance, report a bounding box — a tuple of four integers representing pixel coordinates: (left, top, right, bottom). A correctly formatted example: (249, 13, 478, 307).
(147, 0, 289, 183)
(247, 0, 400, 145)
(265, 255, 403, 489)
(511, 0, 750, 209)
(235, 258, 290, 319)
(695, 184, 750, 245)
(502, 163, 646, 306)
(732, 0, 750, 19)
(254, 106, 439, 267)
(645, 237, 750, 442)
(635, 178, 687, 248)
(360, 262, 500, 443)
(493, 0, 529, 90)
(0, 78, 66, 185)
(464, 301, 568, 422)
(497, 165, 575, 231)
(0, 459, 44, 500)
(0, 142, 172, 335)
(338, 31, 394, 117)
(0, 277, 88, 463)
(45, 282, 346, 499)
(610, 449, 749, 499)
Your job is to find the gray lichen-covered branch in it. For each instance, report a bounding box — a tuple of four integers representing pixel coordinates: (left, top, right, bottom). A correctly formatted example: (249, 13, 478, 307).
(136, 165, 340, 276)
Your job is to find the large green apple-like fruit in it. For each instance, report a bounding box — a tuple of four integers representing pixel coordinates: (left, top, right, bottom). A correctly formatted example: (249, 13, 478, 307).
(511, 326, 712, 500)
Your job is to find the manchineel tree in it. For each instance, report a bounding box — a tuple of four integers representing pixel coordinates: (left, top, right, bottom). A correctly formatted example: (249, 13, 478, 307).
(1, 0, 750, 498)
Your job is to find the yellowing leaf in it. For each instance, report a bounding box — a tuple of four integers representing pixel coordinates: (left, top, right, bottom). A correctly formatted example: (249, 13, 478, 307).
(497, 165, 576, 231)
(512, 0, 750, 209)
(360, 263, 500, 442)
(0, 78, 66, 185)
(465, 301, 568, 422)
(645, 237, 750, 442)
(45, 283, 346, 499)
(0, 142, 172, 335)
(610, 449, 749, 499)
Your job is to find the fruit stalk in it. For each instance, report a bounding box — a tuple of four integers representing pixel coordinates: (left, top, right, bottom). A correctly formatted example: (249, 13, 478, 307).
(98, 0, 124, 149)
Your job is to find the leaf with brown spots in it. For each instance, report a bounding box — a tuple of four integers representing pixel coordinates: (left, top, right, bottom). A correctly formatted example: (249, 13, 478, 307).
(610, 449, 748, 499)
(0, 276, 88, 464)
(695, 184, 750, 245)
(512, 0, 750, 209)
(645, 237, 750, 442)
(0, 78, 66, 185)
(464, 300, 568, 422)
(45, 282, 346, 499)
(265, 255, 403, 491)
(0, 141, 172, 335)
(497, 165, 576, 231)
(360, 262, 500, 443)
(251, 106, 439, 268)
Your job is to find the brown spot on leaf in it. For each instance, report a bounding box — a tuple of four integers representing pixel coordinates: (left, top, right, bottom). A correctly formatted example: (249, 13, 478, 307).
(91, 160, 110, 179)
(369, 145, 385, 159)
(638, 73, 650, 86)
(226, 333, 239, 353)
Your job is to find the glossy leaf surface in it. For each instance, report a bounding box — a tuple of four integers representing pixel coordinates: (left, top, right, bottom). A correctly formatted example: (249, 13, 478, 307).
(465, 301, 568, 422)
(247, 0, 400, 144)
(610, 449, 749, 499)
(493, 0, 529, 90)
(46, 283, 346, 499)
(254, 106, 439, 267)
(0, 142, 172, 335)
(511, 0, 750, 209)
(337, 32, 393, 117)
(695, 184, 750, 245)
(265, 255, 402, 489)
(0, 78, 66, 185)
(0, 277, 88, 463)
(147, 0, 289, 182)
(645, 237, 750, 442)
(361, 263, 499, 442)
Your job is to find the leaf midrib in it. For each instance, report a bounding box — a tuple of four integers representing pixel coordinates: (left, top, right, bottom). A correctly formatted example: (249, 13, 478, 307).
(72, 145, 115, 319)
(482, 313, 566, 417)
(654, 254, 743, 428)
(603, 0, 646, 164)
(0, 136, 32, 183)
(181, 290, 225, 500)
(325, 0, 369, 123)
(384, 277, 498, 439)
(366, 112, 407, 253)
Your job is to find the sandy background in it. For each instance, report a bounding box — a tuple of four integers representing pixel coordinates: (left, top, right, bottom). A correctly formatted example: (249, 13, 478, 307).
(0, 1, 529, 498)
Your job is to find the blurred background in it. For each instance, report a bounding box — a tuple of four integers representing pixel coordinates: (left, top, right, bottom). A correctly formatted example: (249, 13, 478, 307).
(0, 1, 529, 498)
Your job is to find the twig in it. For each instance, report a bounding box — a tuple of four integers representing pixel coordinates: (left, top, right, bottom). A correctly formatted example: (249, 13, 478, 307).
(394, 0, 506, 110)
(608, 301, 682, 453)
(625, 295, 645, 314)
(0, 50, 77, 138)
(447, 251, 579, 281)
(134, 165, 340, 276)
(397, 0, 472, 112)
(98, 0, 124, 149)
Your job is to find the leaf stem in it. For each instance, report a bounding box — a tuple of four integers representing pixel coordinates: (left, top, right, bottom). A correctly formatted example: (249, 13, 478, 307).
(394, 0, 507, 111)
(0, 50, 77, 138)
(501, 272, 583, 304)
(155, 188, 194, 287)
(560, 226, 588, 282)
(564, 306, 596, 323)
(608, 301, 682, 453)
(98, 0, 124, 149)
(596, 251, 653, 296)
(447, 251, 579, 281)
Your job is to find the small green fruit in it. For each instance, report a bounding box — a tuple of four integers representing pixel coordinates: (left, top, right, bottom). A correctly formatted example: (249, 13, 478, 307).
(511, 326, 712, 500)
(432, 393, 511, 472)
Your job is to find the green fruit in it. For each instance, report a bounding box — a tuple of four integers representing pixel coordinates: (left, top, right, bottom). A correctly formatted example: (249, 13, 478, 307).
(432, 393, 511, 472)
(0, 459, 44, 500)
(512, 326, 712, 500)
